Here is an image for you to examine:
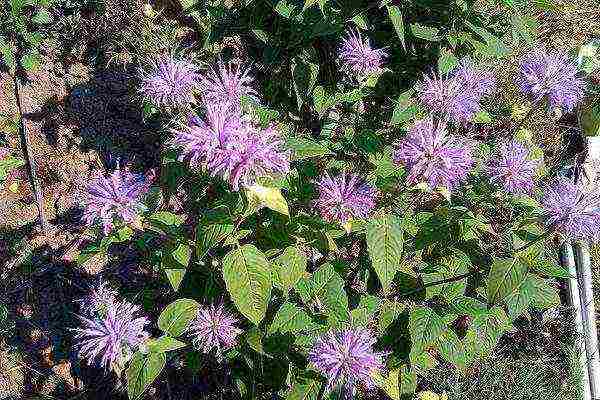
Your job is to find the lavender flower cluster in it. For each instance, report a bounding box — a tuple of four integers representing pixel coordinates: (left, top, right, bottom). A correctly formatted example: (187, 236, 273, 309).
(73, 283, 150, 374)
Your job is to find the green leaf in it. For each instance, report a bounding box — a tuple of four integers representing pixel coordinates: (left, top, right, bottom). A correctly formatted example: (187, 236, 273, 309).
(423, 251, 470, 301)
(223, 245, 272, 325)
(287, 372, 322, 400)
(469, 306, 511, 357)
(285, 136, 332, 160)
(372, 368, 401, 400)
(32, 9, 53, 24)
(147, 335, 187, 353)
(295, 263, 350, 327)
(437, 328, 467, 370)
(269, 301, 314, 334)
(438, 48, 458, 74)
(410, 23, 440, 41)
(292, 56, 319, 110)
(272, 246, 307, 294)
(20, 51, 41, 72)
(450, 296, 488, 317)
(150, 211, 185, 227)
(409, 306, 446, 354)
(386, 5, 405, 50)
(505, 275, 534, 319)
(0, 38, 15, 74)
(391, 89, 418, 126)
(245, 326, 265, 355)
(158, 299, 199, 337)
(366, 214, 403, 294)
(528, 275, 560, 309)
(486, 258, 528, 305)
(126, 351, 166, 400)
(164, 268, 186, 292)
(378, 300, 405, 334)
(178, 0, 198, 11)
(246, 184, 289, 216)
(351, 295, 380, 327)
(196, 217, 234, 259)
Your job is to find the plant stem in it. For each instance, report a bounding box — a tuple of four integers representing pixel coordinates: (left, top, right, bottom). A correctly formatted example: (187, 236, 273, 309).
(13, 75, 48, 233)
(399, 270, 478, 298)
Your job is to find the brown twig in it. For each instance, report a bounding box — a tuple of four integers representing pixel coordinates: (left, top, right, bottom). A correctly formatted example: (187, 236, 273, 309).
(13, 75, 48, 233)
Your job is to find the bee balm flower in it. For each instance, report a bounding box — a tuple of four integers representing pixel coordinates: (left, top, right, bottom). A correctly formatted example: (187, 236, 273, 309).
(314, 172, 377, 224)
(309, 329, 385, 398)
(339, 29, 387, 78)
(187, 303, 242, 355)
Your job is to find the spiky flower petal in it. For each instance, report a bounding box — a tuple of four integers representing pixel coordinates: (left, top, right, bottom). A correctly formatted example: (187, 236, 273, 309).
(486, 140, 540, 195)
(139, 54, 200, 109)
(82, 170, 152, 235)
(339, 29, 387, 78)
(188, 303, 242, 355)
(542, 177, 600, 241)
(517, 50, 585, 113)
(419, 61, 495, 123)
(309, 329, 385, 398)
(393, 119, 474, 191)
(198, 62, 256, 108)
(73, 286, 150, 373)
(314, 172, 377, 224)
(171, 103, 290, 190)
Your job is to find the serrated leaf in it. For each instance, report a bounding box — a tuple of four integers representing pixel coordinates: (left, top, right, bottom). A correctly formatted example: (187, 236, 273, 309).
(351, 295, 380, 327)
(196, 218, 234, 259)
(437, 328, 467, 370)
(391, 89, 418, 126)
(223, 245, 272, 325)
(126, 351, 166, 400)
(269, 302, 314, 334)
(386, 5, 405, 50)
(150, 211, 185, 227)
(32, 9, 53, 24)
(295, 263, 350, 327)
(409, 306, 446, 354)
(378, 300, 405, 334)
(366, 214, 403, 294)
(285, 136, 332, 159)
(164, 268, 186, 291)
(147, 335, 187, 353)
(287, 372, 322, 400)
(292, 56, 319, 110)
(158, 299, 199, 337)
(423, 251, 470, 301)
(469, 306, 511, 357)
(245, 326, 265, 355)
(410, 23, 440, 41)
(246, 184, 289, 216)
(486, 258, 528, 305)
(438, 48, 458, 74)
(20, 51, 41, 72)
(272, 246, 307, 294)
(528, 275, 560, 309)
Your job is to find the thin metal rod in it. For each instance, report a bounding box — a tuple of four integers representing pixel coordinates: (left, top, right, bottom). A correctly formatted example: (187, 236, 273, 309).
(564, 242, 592, 400)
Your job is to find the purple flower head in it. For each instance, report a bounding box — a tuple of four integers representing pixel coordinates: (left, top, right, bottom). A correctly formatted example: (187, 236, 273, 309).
(199, 62, 256, 109)
(486, 140, 540, 195)
(73, 289, 150, 373)
(0, 147, 9, 159)
(394, 119, 474, 191)
(188, 303, 242, 355)
(82, 169, 152, 235)
(308, 328, 385, 398)
(314, 172, 378, 224)
(419, 62, 495, 123)
(452, 60, 496, 97)
(339, 29, 387, 78)
(78, 281, 119, 317)
(542, 177, 600, 241)
(517, 50, 585, 113)
(171, 103, 290, 190)
(139, 54, 200, 109)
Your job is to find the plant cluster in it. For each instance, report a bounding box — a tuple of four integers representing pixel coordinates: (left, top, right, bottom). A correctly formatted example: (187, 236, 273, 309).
(18, 0, 600, 399)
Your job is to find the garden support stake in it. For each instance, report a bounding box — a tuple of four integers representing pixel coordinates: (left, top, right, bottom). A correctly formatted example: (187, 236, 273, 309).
(574, 241, 600, 399)
(13, 75, 48, 233)
(564, 242, 592, 400)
